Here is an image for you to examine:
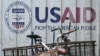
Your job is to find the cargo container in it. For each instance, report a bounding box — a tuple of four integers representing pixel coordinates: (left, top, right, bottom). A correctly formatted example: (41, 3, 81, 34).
(0, 0, 99, 56)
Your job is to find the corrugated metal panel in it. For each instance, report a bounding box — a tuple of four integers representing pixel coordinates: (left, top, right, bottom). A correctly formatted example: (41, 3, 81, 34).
(46, 0, 62, 43)
(1, 0, 17, 48)
(0, 0, 2, 56)
(0, 0, 100, 56)
(32, 0, 47, 43)
(16, 0, 32, 47)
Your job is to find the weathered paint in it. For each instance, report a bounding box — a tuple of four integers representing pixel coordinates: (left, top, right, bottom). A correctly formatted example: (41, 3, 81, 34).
(0, 0, 100, 56)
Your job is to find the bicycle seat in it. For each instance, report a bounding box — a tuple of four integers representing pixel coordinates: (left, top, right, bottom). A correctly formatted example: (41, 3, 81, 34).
(27, 35, 41, 38)
(27, 34, 42, 42)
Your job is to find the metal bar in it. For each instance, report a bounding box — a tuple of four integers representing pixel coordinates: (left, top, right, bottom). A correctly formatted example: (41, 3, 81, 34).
(79, 43, 81, 56)
(26, 49, 27, 56)
(17, 50, 19, 56)
(12, 50, 14, 56)
(3, 50, 6, 56)
(53, 31, 55, 47)
(31, 32, 35, 55)
(21, 49, 23, 56)
(31, 38, 35, 55)
(92, 42, 95, 56)
(75, 43, 77, 56)
(84, 43, 86, 56)
(2, 41, 96, 56)
(31, 31, 36, 55)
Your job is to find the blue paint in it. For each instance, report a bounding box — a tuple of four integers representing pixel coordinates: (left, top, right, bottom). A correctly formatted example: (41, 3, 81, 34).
(35, 7, 48, 23)
(50, 7, 60, 23)
(35, 7, 60, 23)
(31, 31, 34, 55)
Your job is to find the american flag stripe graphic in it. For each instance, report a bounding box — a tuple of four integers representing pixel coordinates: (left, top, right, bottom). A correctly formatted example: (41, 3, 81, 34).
(12, 22, 24, 29)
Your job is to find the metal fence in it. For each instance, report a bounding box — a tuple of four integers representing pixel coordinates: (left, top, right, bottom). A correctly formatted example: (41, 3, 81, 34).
(2, 41, 96, 56)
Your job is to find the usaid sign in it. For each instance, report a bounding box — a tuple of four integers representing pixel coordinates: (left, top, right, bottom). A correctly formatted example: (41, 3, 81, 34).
(4, 1, 96, 34)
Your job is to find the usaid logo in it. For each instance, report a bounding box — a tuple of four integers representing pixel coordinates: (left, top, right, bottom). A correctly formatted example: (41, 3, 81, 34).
(5, 1, 32, 34)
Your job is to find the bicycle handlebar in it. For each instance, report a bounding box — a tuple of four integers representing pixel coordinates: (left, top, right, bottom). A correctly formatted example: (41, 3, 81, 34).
(58, 29, 76, 37)
(51, 27, 62, 34)
(51, 28, 59, 32)
(63, 29, 76, 35)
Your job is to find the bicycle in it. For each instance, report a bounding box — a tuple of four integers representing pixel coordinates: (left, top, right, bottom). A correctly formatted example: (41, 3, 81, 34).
(34, 27, 76, 56)
(51, 27, 76, 56)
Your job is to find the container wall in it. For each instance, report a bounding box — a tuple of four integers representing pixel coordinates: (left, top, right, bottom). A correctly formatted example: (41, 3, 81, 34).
(0, 0, 100, 56)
